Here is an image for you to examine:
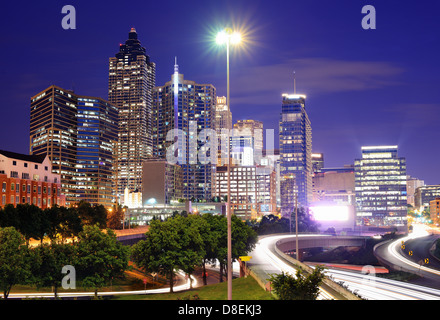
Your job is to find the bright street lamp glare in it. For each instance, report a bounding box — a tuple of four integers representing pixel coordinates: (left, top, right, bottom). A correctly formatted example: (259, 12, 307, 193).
(216, 31, 227, 45)
(231, 32, 241, 44)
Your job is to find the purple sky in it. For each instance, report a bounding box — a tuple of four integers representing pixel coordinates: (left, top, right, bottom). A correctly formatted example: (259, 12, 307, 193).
(0, 0, 439, 184)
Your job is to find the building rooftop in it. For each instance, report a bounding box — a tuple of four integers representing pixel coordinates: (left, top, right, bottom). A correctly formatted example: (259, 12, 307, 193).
(0, 149, 47, 163)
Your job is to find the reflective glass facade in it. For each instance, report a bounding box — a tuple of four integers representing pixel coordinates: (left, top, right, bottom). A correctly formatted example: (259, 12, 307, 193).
(354, 146, 407, 229)
(30, 85, 118, 207)
(279, 94, 312, 214)
(76, 97, 118, 207)
(153, 65, 216, 201)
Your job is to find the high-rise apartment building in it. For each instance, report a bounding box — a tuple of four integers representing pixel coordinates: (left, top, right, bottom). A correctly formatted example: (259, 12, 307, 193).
(279, 93, 312, 214)
(152, 60, 216, 200)
(108, 28, 156, 198)
(30, 85, 118, 207)
(354, 146, 407, 229)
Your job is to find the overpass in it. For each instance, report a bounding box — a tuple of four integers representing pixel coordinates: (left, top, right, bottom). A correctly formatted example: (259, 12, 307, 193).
(114, 226, 148, 245)
(274, 234, 367, 261)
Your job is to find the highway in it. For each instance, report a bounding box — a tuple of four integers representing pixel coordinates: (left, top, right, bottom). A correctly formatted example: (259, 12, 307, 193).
(374, 224, 440, 283)
(249, 233, 440, 300)
(4, 271, 196, 299)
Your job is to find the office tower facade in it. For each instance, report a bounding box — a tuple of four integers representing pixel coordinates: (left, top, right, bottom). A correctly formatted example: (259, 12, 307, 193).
(76, 97, 119, 207)
(406, 175, 425, 207)
(312, 153, 324, 173)
(0, 150, 65, 208)
(153, 61, 216, 200)
(30, 85, 118, 207)
(233, 119, 263, 164)
(108, 28, 156, 198)
(142, 159, 182, 205)
(279, 93, 312, 214)
(214, 164, 276, 220)
(312, 168, 355, 205)
(414, 185, 440, 211)
(215, 96, 232, 165)
(354, 146, 407, 229)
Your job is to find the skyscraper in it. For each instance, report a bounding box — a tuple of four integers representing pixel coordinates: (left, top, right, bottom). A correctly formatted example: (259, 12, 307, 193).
(152, 60, 216, 201)
(215, 96, 232, 166)
(108, 28, 156, 199)
(354, 145, 407, 230)
(30, 85, 118, 207)
(279, 93, 312, 214)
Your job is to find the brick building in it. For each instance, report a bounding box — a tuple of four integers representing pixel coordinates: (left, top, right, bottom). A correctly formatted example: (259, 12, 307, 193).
(0, 150, 65, 208)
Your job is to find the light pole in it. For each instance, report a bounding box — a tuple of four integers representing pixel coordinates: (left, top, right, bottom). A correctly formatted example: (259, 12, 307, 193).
(216, 28, 241, 301)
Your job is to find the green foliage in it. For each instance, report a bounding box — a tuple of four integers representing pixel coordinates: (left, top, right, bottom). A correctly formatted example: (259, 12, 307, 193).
(31, 242, 76, 298)
(0, 227, 32, 299)
(254, 208, 320, 235)
(131, 214, 258, 290)
(75, 225, 130, 296)
(269, 266, 326, 300)
(76, 200, 107, 228)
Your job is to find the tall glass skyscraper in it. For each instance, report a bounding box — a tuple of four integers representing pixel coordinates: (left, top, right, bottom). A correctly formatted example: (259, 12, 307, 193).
(279, 93, 312, 215)
(354, 145, 407, 230)
(108, 28, 156, 198)
(76, 97, 118, 207)
(152, 60, 216, 201)
(30, 85, 118, 207)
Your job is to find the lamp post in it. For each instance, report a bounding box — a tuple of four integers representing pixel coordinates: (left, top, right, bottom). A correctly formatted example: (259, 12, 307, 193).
(216, 28, 241, 301)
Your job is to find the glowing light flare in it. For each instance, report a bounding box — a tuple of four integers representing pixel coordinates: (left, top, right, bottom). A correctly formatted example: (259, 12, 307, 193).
(216, 30, 228, 45)
(310, 206, 349, 221)
(230, 32, 241, 44)
(215, 30, 242, 45)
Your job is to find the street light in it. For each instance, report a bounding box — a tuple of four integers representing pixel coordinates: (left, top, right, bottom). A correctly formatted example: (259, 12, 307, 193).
(216, 27, 241, 301)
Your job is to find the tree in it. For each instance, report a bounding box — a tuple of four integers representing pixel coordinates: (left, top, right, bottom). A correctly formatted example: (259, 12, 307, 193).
(15, 204, 48, 244)
(76, 201, 107, 228)
(107, 204, 126, 230)
(0, 227, 31, 299)
(255, 214, 290, 235)
(75, 225, 130, 297)
(201, 214, 223, 285)
(32, 242, 76, 299)
(269, 266, 326, 300)
(204, 215, 257, 283)
(179, 215, 207, 288)
(56, 206, 83, 243)
(131, 215, 204, 293)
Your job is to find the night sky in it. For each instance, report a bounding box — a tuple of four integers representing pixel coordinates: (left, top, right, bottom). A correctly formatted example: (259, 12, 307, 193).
(1, 0, 439, 184)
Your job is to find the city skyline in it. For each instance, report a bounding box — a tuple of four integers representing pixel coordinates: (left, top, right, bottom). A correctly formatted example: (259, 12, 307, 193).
(0, 0, 439, 185)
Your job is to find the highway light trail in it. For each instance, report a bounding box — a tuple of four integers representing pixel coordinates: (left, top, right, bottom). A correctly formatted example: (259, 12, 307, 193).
(253, 234, 440, 300)
(5, 271, 197, 299)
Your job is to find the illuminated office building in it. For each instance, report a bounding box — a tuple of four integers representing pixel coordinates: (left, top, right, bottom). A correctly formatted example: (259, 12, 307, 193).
(108, 28, 156, 198)
(214, 165, 276, 220)
(215, 96, 232, 165)
(30, 85, 118, 207)
(279, 93, 312, 214)
(233, 120, 263, 163)
(354, 145, 407, 229)
(152, 59, 216, 200)
(415, 185, 440, 211)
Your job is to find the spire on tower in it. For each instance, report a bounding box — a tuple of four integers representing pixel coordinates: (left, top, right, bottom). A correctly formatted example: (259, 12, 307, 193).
(293, 70, 296, 94)
(174, 56, 179, 74)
